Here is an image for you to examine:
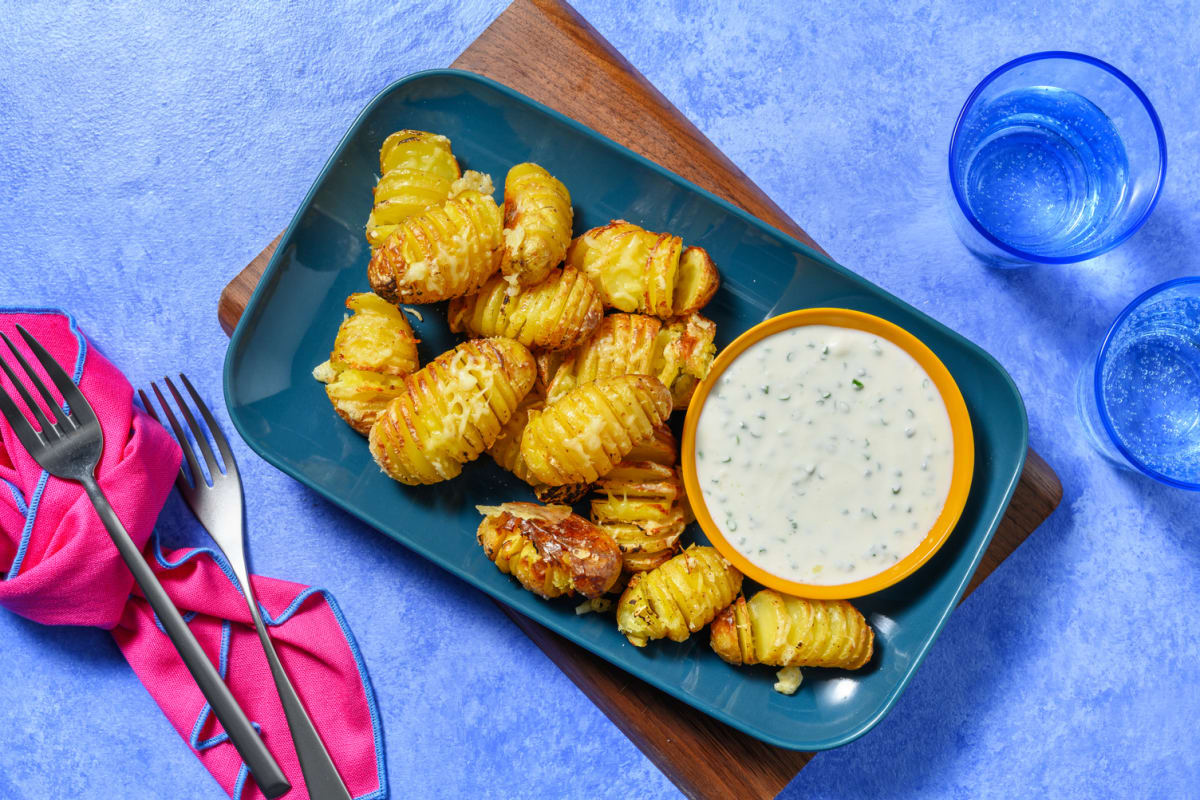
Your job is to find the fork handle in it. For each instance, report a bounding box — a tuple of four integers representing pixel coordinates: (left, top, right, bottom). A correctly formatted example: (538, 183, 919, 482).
(245, 590, 352, 800)
(80, 476, 291, 799)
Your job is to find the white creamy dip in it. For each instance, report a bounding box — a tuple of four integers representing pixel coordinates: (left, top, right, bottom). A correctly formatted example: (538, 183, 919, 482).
(694, 324, 954, 585)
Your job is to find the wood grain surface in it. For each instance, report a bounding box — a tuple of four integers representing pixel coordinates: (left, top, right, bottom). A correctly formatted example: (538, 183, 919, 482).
(217, 2, 1063, 797)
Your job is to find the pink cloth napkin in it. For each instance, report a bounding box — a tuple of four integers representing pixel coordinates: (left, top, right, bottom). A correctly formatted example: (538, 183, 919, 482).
(0, 310, 385, 800)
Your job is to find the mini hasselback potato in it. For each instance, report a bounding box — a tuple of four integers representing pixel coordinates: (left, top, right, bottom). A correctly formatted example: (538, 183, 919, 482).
(328, 293, 420, 376)
(591, 460, 688, 574)
(653, 312, 717, 408)
(476, 502, 622, 599)
(313, 293, 420, 434)
(566, 221, 681, 317)
(616, 546, 742, 646)
(545, 312, 717, 410)
(368, 337, 535, 485)
(447, 266, 602, 352)
(366, 130, 461, 249)
(520, 375, 672, 486)
(486, 391, 591, 503)
(710, 590, 874, 670)
(368, 190, 503, 304)
(500, 163, 573, 287)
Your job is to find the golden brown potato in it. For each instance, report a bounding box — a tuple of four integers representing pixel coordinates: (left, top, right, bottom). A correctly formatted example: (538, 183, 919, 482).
(616, 546, 742, 646)
(565, 223, 722, 318)
(500, 163, 573, 287)
(447, 266, 602, 352)
(476, 502, 622, 599)
(327, 292, 420, 376)
(544, 313, 659, 403)
(625, 424, 678, 465)
(379, 129, 457, 176)
(591, 461, 688, 574)
(566, 221, 681, 317)
(520, 375, 672, 486)
(366, 130, 461, 249)
(486, 391, 591, 503)
(368, 338, 535, 485)
(672, 246, 720, 316)
(544, 312, 716, 410)
(367, 190, 503, 304)
(710, 590, 874, 670)
(653, 312, 717, 408)
(313, 293, 420, 434)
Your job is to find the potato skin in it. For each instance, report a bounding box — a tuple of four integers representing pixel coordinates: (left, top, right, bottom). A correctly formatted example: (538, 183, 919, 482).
(501, 163, 573, 287)
(485, 391, 591, 503)
(368, 190, 503, 304)
(519, 375, 672, 486)
(566, 221, 681, 317)
(591, 460, 688, 574)
(476, 502, 622, 599)
(366, 130, 461, 249)
(544, 312, 716, 410)
(314, 293, 420, 434)
(616, 546, 742, 646)
(447, 266, 602, 352)
(368, 338, 535, 485)
(710, 591, 874, 670)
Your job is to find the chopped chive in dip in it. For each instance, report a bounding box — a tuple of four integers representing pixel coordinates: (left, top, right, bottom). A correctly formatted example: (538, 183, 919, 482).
(852, 379, 864, 390)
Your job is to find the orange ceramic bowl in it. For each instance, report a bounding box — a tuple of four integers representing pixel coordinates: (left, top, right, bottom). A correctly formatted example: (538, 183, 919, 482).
(681, 308, 975, 600)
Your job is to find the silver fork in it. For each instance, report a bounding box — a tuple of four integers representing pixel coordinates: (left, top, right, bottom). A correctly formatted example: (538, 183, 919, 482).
(140, 375, 351, 800)
(0, 326, 290, 798)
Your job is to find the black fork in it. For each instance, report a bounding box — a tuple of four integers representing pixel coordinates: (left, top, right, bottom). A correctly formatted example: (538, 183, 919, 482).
(0, 325, 290, 799)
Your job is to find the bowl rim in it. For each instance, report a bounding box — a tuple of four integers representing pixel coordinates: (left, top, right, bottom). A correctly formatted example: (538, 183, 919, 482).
(681, 308, 976, 599)
(947, 50, 1167, 265)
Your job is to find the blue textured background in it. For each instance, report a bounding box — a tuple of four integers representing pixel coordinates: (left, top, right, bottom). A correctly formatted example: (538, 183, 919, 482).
(1, 2, 1197, 798)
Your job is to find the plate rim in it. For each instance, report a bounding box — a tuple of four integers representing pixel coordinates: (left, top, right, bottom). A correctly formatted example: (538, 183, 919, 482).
(223, 67, 1030, 751)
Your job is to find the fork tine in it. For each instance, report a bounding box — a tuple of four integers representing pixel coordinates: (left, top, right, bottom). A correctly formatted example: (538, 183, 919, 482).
(0, 334, 61, 439)
(14, 324, 96, 428)
(177, 374, 238, 477)
(162, 376, 223, 481)
(0, 380, 46, 456)
(140, 387, 196, 493)
(148, 382, 207, 489)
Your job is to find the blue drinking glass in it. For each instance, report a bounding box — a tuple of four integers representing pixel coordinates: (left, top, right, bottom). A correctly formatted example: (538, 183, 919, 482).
(949, 52, 1166, 267)
(1077, 277, 1200, 490)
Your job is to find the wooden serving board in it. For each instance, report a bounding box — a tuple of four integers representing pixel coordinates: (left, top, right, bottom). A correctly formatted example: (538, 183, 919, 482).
(218, 1, 1064, 797)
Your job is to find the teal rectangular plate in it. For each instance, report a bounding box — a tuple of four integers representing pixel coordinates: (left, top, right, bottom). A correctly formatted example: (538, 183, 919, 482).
(224, 69, 1028, 752)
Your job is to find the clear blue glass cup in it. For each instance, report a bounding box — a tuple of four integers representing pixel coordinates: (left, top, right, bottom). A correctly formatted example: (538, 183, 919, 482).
(949, 52, 1166, 267)
(1077, 277, 1200, 490)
